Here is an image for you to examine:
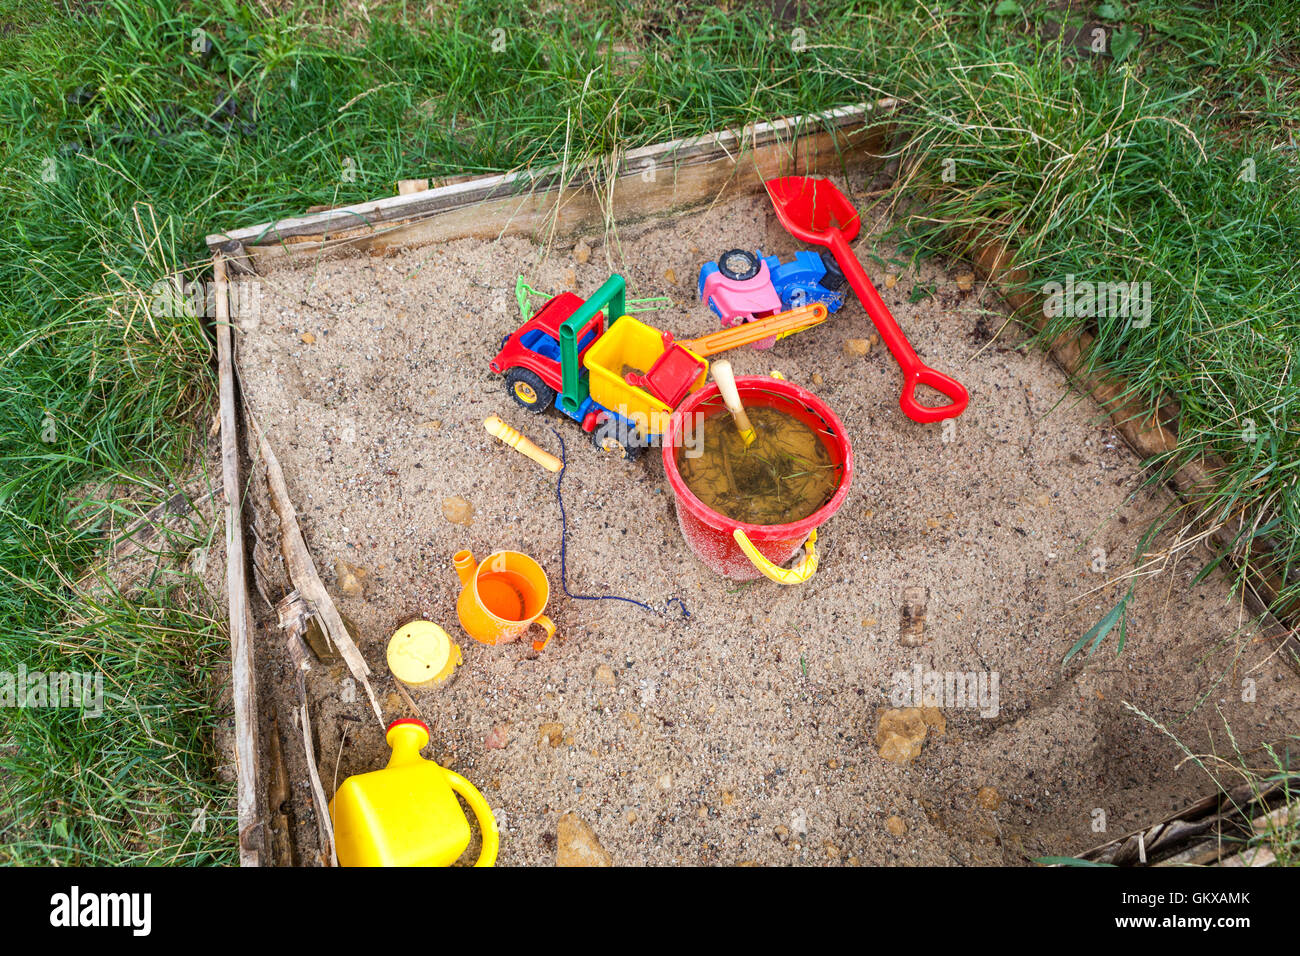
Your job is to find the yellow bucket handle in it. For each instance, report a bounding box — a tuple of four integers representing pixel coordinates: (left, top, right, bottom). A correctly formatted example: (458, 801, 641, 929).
(733, 528, 818, 585)
(444, 770, 500, 866)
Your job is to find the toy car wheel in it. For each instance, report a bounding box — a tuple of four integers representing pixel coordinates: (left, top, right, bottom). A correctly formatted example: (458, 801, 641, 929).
(717, 249, 760, 282)
(505, 368, 555, 412)
(592, 418, 645, 461)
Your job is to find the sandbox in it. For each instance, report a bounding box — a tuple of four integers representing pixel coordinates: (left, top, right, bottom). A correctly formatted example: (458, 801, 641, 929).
(211, 109, 1300, 866)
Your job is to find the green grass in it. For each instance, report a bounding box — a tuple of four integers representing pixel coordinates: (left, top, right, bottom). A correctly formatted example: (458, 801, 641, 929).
(0, 0, 1296, 863)
(858, 3, 1300, 629)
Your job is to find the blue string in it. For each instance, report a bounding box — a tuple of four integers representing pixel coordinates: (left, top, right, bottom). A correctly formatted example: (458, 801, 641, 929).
(549, 427, 689, 620)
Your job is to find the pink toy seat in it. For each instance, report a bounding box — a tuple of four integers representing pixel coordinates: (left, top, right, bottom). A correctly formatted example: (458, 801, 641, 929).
(701, 259, 783, 327)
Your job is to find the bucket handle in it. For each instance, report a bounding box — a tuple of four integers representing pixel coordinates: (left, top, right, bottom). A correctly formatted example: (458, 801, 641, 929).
(445, 769, 500, 866)
(733, 528, 818, 585)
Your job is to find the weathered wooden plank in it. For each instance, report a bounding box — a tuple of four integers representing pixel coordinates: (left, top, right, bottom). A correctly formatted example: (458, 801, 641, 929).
(214, 254, 264, 867)
(205, 102, 893, 269)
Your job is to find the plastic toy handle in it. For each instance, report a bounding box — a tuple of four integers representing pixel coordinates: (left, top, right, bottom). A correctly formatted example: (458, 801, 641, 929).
(827, 232, 968, 423)
(484, 415, 563, 472)
(531, 614, 556, 653)
(711, 360, 757, 447)
(900, 366, 969, 424)
(733, 528, 818, 585)
(445, 770, 499, 867)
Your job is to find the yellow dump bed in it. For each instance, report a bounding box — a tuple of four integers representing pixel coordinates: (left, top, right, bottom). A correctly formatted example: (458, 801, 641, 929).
(583, 315, 707, 436)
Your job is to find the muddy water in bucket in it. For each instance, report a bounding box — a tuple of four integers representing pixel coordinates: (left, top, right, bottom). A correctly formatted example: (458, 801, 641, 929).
(678, 406, 839, 526)
(664, 376, 854, 583)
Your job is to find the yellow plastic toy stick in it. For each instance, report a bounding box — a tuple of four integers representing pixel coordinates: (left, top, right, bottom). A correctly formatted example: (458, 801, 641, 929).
(709, 360, 756, 448)
(484, 415, 562, 472)
(678, 303, 828, 357)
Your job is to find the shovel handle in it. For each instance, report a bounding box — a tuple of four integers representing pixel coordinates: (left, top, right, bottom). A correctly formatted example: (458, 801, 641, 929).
(828, 232, 968, 423)
(901, 366, 969, 425)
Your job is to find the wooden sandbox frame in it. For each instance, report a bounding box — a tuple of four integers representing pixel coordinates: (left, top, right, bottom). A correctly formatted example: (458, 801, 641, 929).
(206, 100, 1297, 866)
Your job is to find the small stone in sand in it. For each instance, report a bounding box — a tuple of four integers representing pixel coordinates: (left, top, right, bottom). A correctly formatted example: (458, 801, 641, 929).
(441, 496, 474, 525)
(885, 815, 908, 836)
(844, 335, 879, 357)
(791, 807, 808, 838)
(538, 722, 564, 748)
(574, 239, 591, 264)
(875, 706, 945, 764)
(564, 267, 577, 288)
(899, 585, 930, 647)
(976, 786, 1002, 810)
(334, 558, 366, 598)
(664, 268, 677, 285)
(484, 724, 510, 749)
(593, 663, 616, 686)
(556, 812, 612, 867)
(884, 273, 899, 289)
(955, 272, 975, 292)
(301, 332, 316, 344)
(811, 372, 824, 386)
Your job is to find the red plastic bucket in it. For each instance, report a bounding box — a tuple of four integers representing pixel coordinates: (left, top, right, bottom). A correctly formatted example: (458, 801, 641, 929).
(662, 376, 854, 582)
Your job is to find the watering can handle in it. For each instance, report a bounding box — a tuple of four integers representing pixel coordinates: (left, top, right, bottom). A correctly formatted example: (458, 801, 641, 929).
(445, 770, 500, 866)
(531, 614, 556, 653)
(733, 528, 818, 585)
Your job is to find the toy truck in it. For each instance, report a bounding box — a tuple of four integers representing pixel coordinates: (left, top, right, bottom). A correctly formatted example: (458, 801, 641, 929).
(490, 274, 828, 461)
(490, 275, 707, 460)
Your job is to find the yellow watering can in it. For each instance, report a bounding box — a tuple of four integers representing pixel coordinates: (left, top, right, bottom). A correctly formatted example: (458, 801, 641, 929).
(329, 718, 499, 867)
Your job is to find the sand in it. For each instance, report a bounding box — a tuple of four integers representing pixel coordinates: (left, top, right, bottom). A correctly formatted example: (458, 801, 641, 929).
(231, 186, 1300, 866)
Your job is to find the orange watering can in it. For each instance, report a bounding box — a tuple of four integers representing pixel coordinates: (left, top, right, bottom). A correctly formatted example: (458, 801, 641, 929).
(329, 718, 499, 867)
(453, 549, 557, 652)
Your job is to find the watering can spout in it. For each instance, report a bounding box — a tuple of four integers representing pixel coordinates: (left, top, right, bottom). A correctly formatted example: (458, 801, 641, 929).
(385, 718, 428, 769)
(453, 550, 477, 587)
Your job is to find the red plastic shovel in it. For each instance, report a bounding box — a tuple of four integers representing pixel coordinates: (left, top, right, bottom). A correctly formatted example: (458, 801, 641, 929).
(765, 176, 969, 423)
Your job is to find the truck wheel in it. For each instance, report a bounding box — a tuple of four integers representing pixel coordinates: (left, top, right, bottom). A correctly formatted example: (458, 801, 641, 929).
(505, 368, 555, 412)
(718, 249, 760, 282)
(592, 418, 645, 461)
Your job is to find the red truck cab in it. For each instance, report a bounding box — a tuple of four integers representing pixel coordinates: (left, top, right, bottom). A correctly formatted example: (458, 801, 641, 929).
(490, 292, 604, 413)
